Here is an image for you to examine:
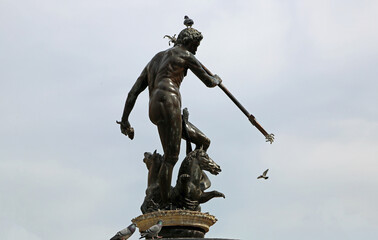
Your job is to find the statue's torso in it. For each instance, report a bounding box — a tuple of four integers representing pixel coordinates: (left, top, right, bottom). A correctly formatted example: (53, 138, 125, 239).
(147, 46, 193, 98)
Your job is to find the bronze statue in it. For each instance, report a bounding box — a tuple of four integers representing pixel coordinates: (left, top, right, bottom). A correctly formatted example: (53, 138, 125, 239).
(118, 27, 222, 208)
(117, 17, 276, 239)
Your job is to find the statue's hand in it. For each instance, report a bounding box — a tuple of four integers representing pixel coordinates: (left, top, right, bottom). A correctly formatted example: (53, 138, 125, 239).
(213, 74, 222, 86)
(116, 120, 134, 140)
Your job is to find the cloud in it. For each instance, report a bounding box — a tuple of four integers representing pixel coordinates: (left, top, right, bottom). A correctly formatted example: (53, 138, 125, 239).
(297, 1, 378, 59)
(0, 158, 112, 239)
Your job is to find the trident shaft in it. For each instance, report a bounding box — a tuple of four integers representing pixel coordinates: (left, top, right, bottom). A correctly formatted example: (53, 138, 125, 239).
(200, 63, 275, 144)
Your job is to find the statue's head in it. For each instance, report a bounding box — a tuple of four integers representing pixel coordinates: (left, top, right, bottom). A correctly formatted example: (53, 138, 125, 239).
(195, 148, 221, 175)
(175, 28, 203, 54)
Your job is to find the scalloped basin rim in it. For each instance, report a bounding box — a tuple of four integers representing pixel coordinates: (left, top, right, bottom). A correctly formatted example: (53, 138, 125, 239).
(132, 210, 217, 233)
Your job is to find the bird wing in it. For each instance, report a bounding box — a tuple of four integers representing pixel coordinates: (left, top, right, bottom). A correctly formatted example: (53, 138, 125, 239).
(148, 224, 161, 233)
(257, 175, 263, 179)
(263, 169, 269, 176)
(119, 228, 130, 235)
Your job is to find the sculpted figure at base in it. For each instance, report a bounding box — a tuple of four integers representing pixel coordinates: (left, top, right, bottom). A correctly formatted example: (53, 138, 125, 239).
(141, 146, 224, 213)
(119, 27, 222, 209)
(170, 148, 225, 211)
(140, 109, 224, 214)
(141, 151, 164, 213)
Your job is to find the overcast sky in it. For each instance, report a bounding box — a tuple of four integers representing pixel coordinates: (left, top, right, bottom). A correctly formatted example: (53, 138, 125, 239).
(1, 0, 377, 240)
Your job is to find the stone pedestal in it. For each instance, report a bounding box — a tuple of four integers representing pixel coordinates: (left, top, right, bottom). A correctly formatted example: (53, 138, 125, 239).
(159, 239, 236, 240)
(132, 210, 218, 238)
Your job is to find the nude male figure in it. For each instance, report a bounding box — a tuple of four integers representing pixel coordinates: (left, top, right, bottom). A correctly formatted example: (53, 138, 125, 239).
(118, 28, 222, 206)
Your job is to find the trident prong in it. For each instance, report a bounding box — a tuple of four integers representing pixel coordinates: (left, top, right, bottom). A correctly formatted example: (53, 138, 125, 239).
(265, 133, 275, 144)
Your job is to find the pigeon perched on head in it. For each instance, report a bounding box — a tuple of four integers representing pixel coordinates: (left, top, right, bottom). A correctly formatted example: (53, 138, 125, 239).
(257, 169, 269, 180)
(139, 220, 163, 239)
(110, 223, 136, 240)
(184, 15, 194, 28)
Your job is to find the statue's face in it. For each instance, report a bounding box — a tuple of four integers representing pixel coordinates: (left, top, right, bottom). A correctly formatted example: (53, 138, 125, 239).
(187, 40, 200, 55)
(197, 150, 221, 175)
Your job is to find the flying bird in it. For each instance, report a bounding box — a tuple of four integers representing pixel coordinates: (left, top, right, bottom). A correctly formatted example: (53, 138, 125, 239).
(139, 220, 163, 239)
(257, 169, 269, 180)
(110, 223, 136, 240)
(184, 15, 194, 28)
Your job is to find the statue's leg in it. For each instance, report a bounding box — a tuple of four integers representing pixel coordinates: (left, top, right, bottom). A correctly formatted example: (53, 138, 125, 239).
(183, 121, 211, 151)
(156, 107, 182, 206)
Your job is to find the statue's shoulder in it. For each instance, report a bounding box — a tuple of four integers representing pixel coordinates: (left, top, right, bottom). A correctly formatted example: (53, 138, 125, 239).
(151, 50, 166, 61)
(149, 48, 182, 62)
(169, 46, 193, 58)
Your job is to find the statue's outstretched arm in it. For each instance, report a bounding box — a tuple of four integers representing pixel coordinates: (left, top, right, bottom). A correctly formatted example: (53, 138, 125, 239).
(118, 67, 148, 139)
(186, 54, 222, 87)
